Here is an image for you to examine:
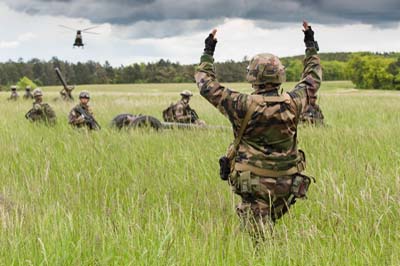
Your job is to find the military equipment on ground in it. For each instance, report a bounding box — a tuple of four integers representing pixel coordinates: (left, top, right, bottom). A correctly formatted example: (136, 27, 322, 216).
(75, 106, 101, 130)
(111, 114, 163, 130)
(55, 67, 74, 101)
(111, 114, 227, 131)
(59, 25, 100, 48)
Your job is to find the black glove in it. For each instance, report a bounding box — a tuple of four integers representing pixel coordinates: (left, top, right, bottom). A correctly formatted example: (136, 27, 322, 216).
(204, 33, 217, 56)
(304, 26, 319, 51)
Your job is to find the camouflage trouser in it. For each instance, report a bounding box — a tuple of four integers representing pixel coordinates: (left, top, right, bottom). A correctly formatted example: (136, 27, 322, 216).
(230, 170, 311, 238)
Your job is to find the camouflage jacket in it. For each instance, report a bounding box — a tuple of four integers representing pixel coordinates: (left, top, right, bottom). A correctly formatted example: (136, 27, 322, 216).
(8, 92, 19, 101)
(26, 101, 56, 125)
(68, 103, 94, 128)
(195, 48, 322, 174)
(23, 92, 33, 99)
(301, 104, 324, 124)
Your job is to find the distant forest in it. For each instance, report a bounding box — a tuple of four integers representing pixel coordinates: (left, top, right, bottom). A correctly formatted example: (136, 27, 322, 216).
(0, 52, 399, 90)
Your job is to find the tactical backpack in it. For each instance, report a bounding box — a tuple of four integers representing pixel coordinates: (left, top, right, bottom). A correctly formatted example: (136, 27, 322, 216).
(162, 103, 176, 122)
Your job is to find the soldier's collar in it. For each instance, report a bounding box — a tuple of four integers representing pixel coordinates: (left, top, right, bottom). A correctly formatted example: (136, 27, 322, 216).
(251, 86, 280, 96)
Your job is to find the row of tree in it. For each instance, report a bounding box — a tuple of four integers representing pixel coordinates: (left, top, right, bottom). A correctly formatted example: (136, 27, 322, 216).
(347, 55, 400, 90)
(0, 52, 399, 90)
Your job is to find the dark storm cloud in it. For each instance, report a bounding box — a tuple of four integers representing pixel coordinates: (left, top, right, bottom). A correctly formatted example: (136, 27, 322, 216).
(4, 0, 400, 29)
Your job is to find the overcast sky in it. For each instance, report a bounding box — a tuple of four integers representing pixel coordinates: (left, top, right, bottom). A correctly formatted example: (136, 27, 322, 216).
(0, 0, 399, 66)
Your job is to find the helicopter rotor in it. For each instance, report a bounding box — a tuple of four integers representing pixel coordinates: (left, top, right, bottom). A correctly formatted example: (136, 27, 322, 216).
(59, 25, 77, 31)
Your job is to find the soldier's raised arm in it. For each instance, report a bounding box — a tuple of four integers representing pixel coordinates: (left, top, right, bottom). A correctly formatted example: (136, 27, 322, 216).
(289, 21, 322, 114)
(194, 30, 249, 121)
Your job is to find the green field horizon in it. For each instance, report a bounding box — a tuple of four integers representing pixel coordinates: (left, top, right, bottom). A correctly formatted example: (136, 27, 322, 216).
(1, 80, 399, 265)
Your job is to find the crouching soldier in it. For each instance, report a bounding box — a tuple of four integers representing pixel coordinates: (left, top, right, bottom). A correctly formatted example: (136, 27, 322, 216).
(8, 86, 19, 101)
(23, 86, 34, 100)
(68, 91, 100, 130)
(25, 88, 56, 125)
(162, 90, 206, 125)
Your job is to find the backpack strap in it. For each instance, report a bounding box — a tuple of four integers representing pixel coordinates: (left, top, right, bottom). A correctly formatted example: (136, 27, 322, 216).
(229, 99, 258, 160)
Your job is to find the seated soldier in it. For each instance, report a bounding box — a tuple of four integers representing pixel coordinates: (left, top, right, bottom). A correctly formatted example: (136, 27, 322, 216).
(162, 90, 205, 125)
(8, 86, 19, 101)
(25, 88, 56, 125)
(301, 95, 324, 125)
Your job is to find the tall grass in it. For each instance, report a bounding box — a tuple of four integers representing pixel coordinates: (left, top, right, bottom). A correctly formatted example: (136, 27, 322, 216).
(0, 81, 399, 265)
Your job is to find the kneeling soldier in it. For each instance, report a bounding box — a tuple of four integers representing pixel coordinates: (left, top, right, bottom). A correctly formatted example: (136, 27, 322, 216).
(162, 90, 205, 125)
(25, 88, 56, 125)
(68, 91, 100, 130)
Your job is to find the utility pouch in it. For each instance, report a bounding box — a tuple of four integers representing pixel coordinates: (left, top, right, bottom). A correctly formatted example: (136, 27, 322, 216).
(219, 156, 231, 181)
(291, 174, 314, 198)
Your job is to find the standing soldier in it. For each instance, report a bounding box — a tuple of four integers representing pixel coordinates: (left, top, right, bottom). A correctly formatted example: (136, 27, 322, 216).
(8, 86, 19, 101)
(68, 91, 100, 130)
(25, 88, 56, 125)
(300, 95, 324, 125)
(162, 90, 205, 125)
(194, 21, 322, 238)
(23, 86, 34, 100)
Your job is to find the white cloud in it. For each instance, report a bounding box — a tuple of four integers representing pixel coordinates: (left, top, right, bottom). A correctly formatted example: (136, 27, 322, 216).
(0, 41, 19, 48)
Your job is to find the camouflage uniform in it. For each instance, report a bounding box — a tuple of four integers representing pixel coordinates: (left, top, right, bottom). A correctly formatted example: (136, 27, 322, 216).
(195, 25, 322, 236)
(68, 103, 95, 128)
(301, 96, 324, 125)
(8, 86, 19, 101)
(23, 86, 34, 100)
(163, 90, 205, 125)
(25, 89, 56, 125)
(68, 91, 98, 129)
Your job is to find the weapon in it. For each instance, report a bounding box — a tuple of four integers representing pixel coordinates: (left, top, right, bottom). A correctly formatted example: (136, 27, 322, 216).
(161, 122, 228, 130)
(188, 108, 200, 123)
(55, 67, 74, 101)
(25, 109, 34, 120)
(25, 107, 42, 121)
(75, 106, 101, 130)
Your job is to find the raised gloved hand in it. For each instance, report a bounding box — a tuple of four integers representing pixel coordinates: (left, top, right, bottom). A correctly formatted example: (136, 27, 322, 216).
(204, 29, 218, 56)
(303, 21, 319, 51)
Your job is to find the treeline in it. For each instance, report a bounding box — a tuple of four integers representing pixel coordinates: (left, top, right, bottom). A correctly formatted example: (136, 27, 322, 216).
(0, 52, 399, 90)
(348, 55, 400, 90)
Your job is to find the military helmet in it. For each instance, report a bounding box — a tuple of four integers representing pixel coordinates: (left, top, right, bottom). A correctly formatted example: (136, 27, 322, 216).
(180, 90, 193, 97)
(11, 85, 17, 91)
(79, 91, 90, 99)
(26, 86, 31, 91)
(33, 88, 43, 97)
(246, 53, 286, 86)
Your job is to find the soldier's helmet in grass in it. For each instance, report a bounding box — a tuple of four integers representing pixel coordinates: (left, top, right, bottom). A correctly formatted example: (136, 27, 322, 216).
(33, 88, 43, 97)
(246, 53, 286, 87)
(180, 90, 193, 97)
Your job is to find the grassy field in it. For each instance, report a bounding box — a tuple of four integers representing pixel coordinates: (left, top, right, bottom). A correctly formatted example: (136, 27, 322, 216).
(0, 80, 399, 265)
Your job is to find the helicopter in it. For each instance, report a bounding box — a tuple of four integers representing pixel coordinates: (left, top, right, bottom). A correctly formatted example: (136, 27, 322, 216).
(59, 25, 100, 48)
